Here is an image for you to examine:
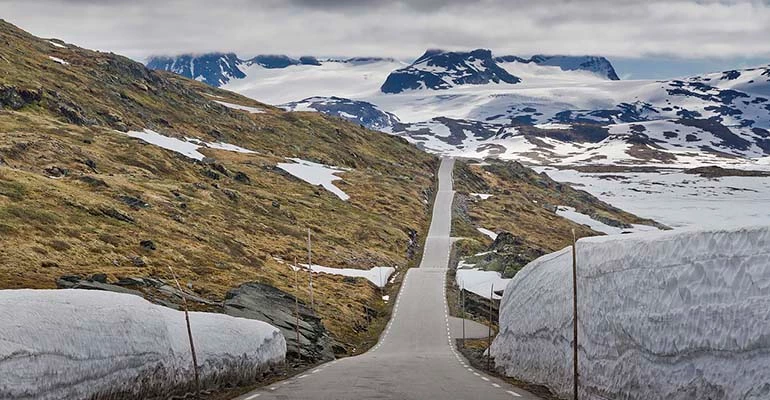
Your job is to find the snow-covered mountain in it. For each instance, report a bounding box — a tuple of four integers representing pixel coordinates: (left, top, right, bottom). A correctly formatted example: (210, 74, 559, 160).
(147, 50, 770, 167)
(495, 55, 620, 80)
(146, 53, 322, 87)
(146, 53, 245, 86)
(380, 49, 521, 93)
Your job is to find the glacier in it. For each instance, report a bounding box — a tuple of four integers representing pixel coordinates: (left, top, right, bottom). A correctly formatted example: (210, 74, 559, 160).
(0, 289, 286, 400)
(490, 226, 770, 400)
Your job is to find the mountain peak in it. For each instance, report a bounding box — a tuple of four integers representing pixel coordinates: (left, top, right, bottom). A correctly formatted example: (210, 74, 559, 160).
(146, 52, 245, 86)
(380, 48, 521, 94)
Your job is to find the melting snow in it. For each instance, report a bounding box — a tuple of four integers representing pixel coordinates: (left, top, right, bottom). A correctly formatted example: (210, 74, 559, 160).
(555, 206, 659, 235)
(456, 262, 510, 300)
(277, 158, 350, 200)
(213, 100, 265, 114)
(470, 193, 493, 200)
(47, 40, 66, 48)
(477, 227, 498, 240)
(124, 129, 256, 161)
(48, 56, 69, 65)
(296, 264, 394, 288)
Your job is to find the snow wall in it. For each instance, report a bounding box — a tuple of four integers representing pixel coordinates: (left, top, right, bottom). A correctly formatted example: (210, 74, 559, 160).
(490, 226, 770, 400)
(0, 289, 286, 399)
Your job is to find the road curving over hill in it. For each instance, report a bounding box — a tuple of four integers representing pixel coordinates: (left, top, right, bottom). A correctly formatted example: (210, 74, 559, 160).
(236, 158, 541, 400)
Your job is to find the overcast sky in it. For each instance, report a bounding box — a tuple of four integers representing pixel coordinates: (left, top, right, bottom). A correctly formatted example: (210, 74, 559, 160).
(3, 0, 770, 78)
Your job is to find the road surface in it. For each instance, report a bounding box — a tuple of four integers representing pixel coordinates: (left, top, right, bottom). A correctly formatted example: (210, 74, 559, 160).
(236, 158, 540, 400)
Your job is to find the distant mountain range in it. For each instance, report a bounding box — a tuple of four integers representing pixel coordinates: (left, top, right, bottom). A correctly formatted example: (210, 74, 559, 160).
(147, 49, 770, 167)
(146, 49, 619, 89)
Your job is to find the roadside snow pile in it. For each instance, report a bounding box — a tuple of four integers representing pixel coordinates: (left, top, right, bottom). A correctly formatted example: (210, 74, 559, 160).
(490, 226, 770, 400)
(124, 129, 256, 161)
(277, 158, 351, 200)
(555, 206, 660, 235)
(0, 289, 286, 400)
(298, 263, 394, 288)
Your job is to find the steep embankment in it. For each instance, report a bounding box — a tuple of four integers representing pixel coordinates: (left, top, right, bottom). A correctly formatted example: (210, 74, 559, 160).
(0, 19, 436, 356)
(491, 226, 770, 400)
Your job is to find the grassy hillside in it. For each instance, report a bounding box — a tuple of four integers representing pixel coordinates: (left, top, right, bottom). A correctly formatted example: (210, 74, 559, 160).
(0, 19, 436, 352)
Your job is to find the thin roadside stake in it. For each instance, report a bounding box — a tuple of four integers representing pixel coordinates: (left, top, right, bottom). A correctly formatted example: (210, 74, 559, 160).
(168, 266, 200, 397)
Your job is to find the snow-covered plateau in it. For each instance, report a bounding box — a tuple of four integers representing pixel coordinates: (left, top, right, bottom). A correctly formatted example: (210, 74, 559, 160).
(490, 225, 770, 400)
(539, 167, 770, 229)
(0, 289, 286, 400)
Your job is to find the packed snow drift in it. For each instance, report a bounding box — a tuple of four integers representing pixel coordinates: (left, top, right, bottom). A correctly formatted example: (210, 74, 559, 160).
(0, 289, 286, 400)
(490, 226, 770, 400)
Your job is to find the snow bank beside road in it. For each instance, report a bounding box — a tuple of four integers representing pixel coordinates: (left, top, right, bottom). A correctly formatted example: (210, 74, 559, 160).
(491, 226, 770, 400)
(0, 289, 286, 400)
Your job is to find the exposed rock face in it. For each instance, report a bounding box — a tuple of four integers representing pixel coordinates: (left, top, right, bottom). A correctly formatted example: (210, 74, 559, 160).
(146, 53, 245, 87)
(224, 282, 335, 363)
(282, 96, 400, 130)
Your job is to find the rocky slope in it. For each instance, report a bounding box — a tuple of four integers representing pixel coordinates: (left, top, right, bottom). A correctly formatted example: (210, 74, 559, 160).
(0, 19, 437, 357)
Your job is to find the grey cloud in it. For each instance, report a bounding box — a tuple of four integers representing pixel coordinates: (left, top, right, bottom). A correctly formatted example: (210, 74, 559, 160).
(2, 0, 770, 63)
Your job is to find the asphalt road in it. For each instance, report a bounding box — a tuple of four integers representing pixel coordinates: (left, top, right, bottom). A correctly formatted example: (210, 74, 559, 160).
(236, 158, 540, 400)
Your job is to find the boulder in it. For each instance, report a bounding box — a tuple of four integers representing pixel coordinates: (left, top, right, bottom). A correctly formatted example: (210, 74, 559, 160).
(224, 282, 334, 363)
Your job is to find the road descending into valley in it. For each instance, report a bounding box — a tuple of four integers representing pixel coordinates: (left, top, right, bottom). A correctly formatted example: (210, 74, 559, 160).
(236, 158, 540, 400)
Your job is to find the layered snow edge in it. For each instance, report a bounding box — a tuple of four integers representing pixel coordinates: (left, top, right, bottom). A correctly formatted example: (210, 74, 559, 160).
(490, 226, 770, 400)
(0, 289, 286, 400)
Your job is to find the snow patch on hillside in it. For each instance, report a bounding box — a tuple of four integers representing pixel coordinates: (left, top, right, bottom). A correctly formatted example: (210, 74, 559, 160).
(47, 40, 66, 48)
(491, 226, 770, 400)
(124, 129, 256, 161)
(0, 289, 285, 400)
(456, 262, 510, 300)
(277, 158, 350, 200)
(297, 264, 394, 288)
(213, 100, 265, 113)
(477, 227, 498, 240)
(48, 56, 69, 65)
(555, 206, 660, 234)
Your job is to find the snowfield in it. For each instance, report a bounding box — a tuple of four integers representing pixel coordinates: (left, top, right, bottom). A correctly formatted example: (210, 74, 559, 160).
(0, 289, 286, 400)
(540, 167, 770, 229)
(490, 226, 770, 400)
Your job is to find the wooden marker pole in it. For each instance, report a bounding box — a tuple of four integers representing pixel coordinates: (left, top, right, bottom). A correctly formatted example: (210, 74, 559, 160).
(168, 266, 200, 397)
(487, 283, 493, 372)
(461, 282, 466, 348)
(307, 228, 314, 311)
(294, 256, 301, 362)
(572, 229, 579, 400)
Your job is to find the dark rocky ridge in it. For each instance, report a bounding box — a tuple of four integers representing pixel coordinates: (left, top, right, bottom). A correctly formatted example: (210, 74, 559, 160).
(224, 282, 336, 362)
(381, 49, 521, 94)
